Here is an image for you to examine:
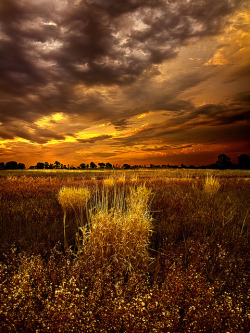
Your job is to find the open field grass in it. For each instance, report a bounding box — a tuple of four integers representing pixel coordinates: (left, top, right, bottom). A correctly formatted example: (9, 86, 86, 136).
(0, 169, 249, 332)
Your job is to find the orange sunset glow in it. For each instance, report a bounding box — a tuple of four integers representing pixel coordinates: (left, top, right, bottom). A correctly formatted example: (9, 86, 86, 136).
(0, 0, 249, 167)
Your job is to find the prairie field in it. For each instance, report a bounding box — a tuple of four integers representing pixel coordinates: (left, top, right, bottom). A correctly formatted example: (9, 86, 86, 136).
(0, 169, 249, 332)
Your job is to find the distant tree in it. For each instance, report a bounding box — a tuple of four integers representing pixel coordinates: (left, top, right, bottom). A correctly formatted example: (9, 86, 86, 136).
(36, 162, 45, 169)
(90, 162, 97, 169)
(79, 163, 86, 169)
(54, 161, 61, 169)
(181, 164, 186, 168)
(5, 161, 18, 169)
(98, 162, 105, 169)
(18, 163, 25, 170)
(44, 162, 49, 169)
(122, 164, 131, 169)
(105, 162, 112, 169)
(0, 162, 4, 170)
(237, 154, 250, 169)
(216, 154, 232, 169)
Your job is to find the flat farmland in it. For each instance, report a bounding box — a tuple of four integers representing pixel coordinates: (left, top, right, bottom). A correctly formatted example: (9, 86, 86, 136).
(0, 169, 249, 332)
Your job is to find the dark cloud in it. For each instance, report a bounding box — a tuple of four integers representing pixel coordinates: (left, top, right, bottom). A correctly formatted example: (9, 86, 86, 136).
(90, 151, 117, 158)
(113, 119, 130, 130)
(77, 134, 112, 143)
(226, 63, 250, 82)
(0, 0, 249, 168)
(0, 0, 245, 127)
(0, 120, 66, 143)
(141, 144, 194, 152)
(112, 90, 250, 147)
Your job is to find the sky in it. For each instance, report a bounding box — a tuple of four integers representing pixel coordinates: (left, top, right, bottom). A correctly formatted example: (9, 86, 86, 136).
(0, 0, 249, 167)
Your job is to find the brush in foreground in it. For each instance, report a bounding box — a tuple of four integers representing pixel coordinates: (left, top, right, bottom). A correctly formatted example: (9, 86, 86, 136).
(79, 184, 153, 271)
(58, 187, 91, 247)
(203, 174, 220, 196)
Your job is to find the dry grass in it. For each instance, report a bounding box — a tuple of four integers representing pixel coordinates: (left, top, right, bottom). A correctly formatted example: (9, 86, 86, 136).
(79, 184, 153, 271)
(117, 173, 126, 184)
(103, 176, 115, 187)
(58, 186, 91, 212)
(0, 169, 249, 332)
(58, 187, 91, 247)
(203, 174, 221, 196)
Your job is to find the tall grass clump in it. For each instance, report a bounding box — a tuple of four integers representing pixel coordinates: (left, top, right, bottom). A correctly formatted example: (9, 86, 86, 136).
(103, 176, 115, 187)
(203, 174, 220, 196)
(79, 184, 153, 272)
(58, 187, 91, 247)
(117, 173, 126, 184)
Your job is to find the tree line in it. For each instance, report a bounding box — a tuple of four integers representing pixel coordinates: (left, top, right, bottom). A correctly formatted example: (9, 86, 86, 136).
(0, 154, 249, 170)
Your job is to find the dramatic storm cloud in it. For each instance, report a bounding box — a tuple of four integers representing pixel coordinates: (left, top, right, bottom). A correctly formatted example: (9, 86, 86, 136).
(0, 0, 249, 166)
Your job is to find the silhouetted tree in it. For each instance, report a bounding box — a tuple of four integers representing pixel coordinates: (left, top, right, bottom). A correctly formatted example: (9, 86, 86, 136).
(0, 162, 4, 170)
(122, 164, 131, 169)
(36, 162, 45, 169)
(18, 163, 25, 170)
(4, 161, 25, 169)
(5, 161, 18, 169)
(79, 163, 86, 169)
(90, 162, 97, 169)
(216, 154, 232, 169)
(98, 162, 105, 169)
(237, 154, 250, 169)
(44, 162, 49, 169)
(54, 161, 61, 169)
(105, 162, 112, 169)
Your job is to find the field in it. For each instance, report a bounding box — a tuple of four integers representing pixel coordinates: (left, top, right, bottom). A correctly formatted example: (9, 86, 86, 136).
(0, 169, 249, 332)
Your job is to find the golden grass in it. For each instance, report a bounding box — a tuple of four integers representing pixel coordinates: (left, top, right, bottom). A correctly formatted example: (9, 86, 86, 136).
(103, 176, 115, 187)
(0, 170, 249, 331)
(203, 174, 221, 196)
(58, 187, 91, 247)
(130, 175, 139, 183)
(79, 184, 153, 271)
(58, 187, 91, 212)
(117, 173, 126, 184)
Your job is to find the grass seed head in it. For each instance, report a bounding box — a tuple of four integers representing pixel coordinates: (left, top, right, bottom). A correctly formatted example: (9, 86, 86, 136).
(58, 187, 91, 212)
(103, 177, 115, 187)
(203, 174, 220, 196)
